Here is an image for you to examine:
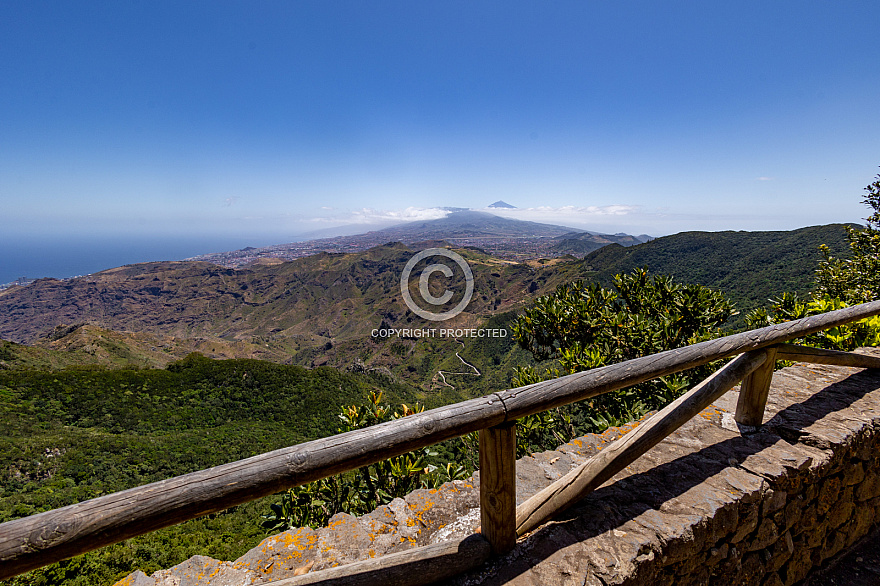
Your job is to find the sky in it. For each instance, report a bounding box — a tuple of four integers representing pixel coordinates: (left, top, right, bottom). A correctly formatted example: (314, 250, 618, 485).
(2, 2, 880, 282)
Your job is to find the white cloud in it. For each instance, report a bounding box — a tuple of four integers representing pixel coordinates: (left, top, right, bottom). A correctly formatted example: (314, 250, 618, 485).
(756, 177, 774, 181)
(310, 206, 450, 225)
(479, 204, 639, 223)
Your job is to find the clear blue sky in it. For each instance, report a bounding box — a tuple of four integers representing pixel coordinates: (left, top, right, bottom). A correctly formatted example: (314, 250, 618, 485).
(2, 1, 880, 279)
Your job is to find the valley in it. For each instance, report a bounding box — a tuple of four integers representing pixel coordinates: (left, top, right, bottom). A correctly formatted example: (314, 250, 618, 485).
(0, 215, 857, 585)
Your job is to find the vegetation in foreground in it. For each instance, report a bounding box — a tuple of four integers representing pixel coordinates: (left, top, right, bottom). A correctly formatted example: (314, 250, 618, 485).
(3, 171, 879, 585)
(0, 355, 416, 585)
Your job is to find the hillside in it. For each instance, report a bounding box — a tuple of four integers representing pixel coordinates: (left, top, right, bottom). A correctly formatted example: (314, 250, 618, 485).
(0, 354, 418, 584)
(550, 231, 650, 256)
(0, 224, 855, 391)
(0, 244, 585, 346)
(189, 210, 648, 267)
(580, 224, 852, 320)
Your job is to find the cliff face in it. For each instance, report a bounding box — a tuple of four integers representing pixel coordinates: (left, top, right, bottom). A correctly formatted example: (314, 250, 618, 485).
(118, 351, 880, 585)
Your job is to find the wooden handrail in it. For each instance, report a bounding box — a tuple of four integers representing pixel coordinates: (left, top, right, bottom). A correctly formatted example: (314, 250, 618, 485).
(2, 299, 880, 580)
(515, 349, 769, 536)
(496, 299, 880, 420)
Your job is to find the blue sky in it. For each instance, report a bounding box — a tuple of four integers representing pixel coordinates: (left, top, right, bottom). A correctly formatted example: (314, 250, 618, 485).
(2, 1, 880, 274)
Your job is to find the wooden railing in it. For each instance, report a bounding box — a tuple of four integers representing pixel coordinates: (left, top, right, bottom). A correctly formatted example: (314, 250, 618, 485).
(3, 300, 880, 584)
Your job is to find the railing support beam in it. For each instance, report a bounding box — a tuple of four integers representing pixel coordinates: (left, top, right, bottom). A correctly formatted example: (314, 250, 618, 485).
(479, 422, 517, 555)
(775, 343, 880, 369)
(735, 346, 778, 427)
(515, 350, 769, 537)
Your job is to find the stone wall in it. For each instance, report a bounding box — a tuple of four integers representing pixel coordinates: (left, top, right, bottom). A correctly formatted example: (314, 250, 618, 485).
(117, 349, 880, 586)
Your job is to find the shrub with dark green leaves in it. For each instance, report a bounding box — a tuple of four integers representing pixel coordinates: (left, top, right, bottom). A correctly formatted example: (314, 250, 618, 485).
(261, 392, 469, 532)
(748, 169, 880, 352)
(815, 170, 880, 305)
(510, 268, 734, 455)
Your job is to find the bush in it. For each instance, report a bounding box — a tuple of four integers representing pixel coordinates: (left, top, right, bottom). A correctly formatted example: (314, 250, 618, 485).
(510, 268, 734, 454)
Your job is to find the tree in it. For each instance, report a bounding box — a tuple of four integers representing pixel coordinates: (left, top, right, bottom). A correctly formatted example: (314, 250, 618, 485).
(510, 268, 734, 454)
(815, 170, 880, 304)
(748, 170, 880, 351)
(261, 392, 468, 532)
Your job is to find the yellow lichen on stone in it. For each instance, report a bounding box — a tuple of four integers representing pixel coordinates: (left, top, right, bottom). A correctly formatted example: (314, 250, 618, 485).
(112, 575, 137, 586)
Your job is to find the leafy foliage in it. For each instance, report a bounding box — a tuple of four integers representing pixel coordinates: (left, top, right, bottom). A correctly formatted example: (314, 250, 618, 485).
(815, 171, 880, 305)
(261, 392, 469, 532)
(579, 224, 851, 328)
(748, 170, 880, 352)
(0, 355, 416, 585)
(746, 294, 880, 352)
(510, 268, 734, 455)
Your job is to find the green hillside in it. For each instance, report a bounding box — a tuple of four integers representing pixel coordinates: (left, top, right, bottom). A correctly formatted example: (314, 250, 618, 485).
(0, 355, 416, 585)
(579, 224, 852, 325)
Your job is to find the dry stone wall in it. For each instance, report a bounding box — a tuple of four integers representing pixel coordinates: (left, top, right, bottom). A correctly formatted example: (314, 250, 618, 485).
(117, 349, 880, 586)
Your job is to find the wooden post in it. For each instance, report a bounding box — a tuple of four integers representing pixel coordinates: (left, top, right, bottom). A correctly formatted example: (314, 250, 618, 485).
(735, 346, 778, 427)
(515, 350, 768, 537)
(479, 422, 517, 555)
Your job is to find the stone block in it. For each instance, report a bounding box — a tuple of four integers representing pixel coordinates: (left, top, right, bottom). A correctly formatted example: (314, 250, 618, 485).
(794, 502, 819, 536)
(817, 476, 841, 515)
(113, 571, 153, 586)
(843, 461, 866, 486)
(706, 543, 729, 567)
(775, 494, 802, 531)
(820, 529, 847, 563)
(150, 556, 250, 586)
(747, 518, 779, 552)
(731, 502, 760, 544)
(856, 471, 880, 501)
(676, 565, 710, 586)
(845, 500, 875, 548)
(767, 531, 794, 572)
(234, 527, 318, 580)
(762, 489, 787, 516)
(804, 520, 827, 549)
(631, 508, 704, 565)
(741, 551, 767, 582)
(826, 487, 854, 530)
(782, 546, 813, 586)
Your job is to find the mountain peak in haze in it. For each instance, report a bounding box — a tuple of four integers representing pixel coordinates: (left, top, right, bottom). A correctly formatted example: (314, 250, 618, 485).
(488, 200, 516, 209)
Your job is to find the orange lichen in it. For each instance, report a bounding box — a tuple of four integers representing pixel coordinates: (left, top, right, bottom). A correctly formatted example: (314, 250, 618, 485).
(112, 575, 138, 586)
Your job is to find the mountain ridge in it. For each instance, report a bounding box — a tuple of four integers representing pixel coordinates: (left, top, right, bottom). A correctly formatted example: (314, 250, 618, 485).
(188, 210, 647, 268)
(0, 224, 853, 384)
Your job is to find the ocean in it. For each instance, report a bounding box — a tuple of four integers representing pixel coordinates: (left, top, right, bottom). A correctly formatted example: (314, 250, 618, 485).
(0, 234, 263, 286)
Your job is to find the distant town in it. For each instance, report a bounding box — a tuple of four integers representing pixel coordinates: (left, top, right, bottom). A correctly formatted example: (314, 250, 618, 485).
(2, 207, 649, 287)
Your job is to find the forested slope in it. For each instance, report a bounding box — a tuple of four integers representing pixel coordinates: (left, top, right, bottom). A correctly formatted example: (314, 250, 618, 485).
(0, 355, 415, 584)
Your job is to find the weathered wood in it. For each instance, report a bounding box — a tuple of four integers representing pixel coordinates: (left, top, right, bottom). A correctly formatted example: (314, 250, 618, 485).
(497, 299, 880, 421)
(479, 422, 517, 554)
(515, 350, 768, 537)
(3, 301, 880, 579)
(263, 534, 491, 586)
(0, 396, 506, 580)
(775, 343, 880, 369)
(735, 346, 778, 427)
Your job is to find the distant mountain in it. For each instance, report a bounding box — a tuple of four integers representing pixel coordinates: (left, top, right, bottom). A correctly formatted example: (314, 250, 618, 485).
(550, 231, 651, 257)
(189, 210, 615, 267)
(368, 210, 574, 240)
(488, 200, 516, 209)
(0, 224, 855, 392)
